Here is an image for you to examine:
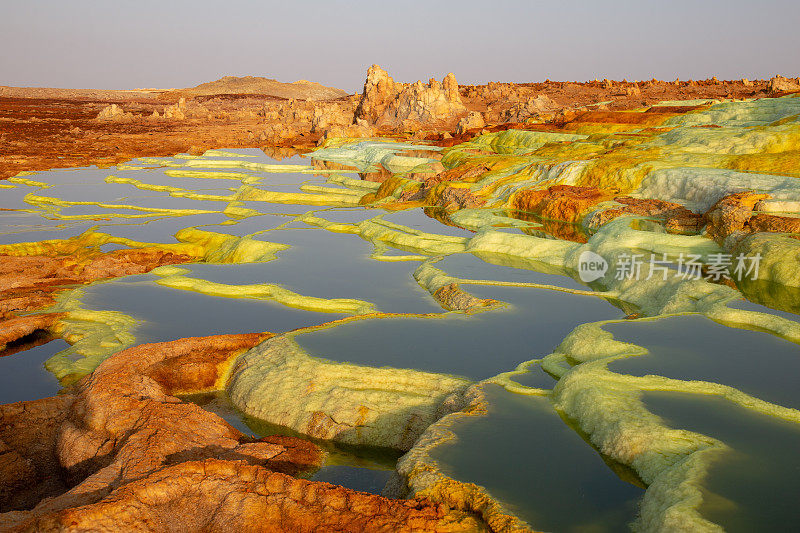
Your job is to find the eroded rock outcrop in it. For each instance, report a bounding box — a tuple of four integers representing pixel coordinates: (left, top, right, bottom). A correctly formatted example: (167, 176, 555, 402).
(768, 75, 800, 94)
(95, 103, 135, 121)
(455, 111, 486, 135)
(704, 191, 769, 243)
(500, 94, 559, 123)
(703, 191, 800, 246)
(354, 65, 468, 131)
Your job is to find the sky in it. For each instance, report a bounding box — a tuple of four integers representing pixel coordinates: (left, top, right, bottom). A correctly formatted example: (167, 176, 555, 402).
(2, 0, 799, 93)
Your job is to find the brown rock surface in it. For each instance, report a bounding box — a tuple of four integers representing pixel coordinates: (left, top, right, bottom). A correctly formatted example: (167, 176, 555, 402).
(0, 314, 64, 351)
(510, 185, 615, 224)
(0, 334, 482, 531)
(432, 283, 501, 313)
(22, 459, 480, 532)
(703, 191, 800, 244)
(171, 75, 348, 101)
(703, 191, 771, 243)
(586, 196, 704, 233)
(747, 213, 800, 235)
(505, 185, 705, 234)
(767, 75, 800, 95)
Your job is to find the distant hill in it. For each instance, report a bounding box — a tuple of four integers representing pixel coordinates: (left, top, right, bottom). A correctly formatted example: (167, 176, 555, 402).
(172, 76, 349, 101)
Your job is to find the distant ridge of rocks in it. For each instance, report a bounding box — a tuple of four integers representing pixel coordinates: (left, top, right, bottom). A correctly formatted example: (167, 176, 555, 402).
(5, 66, 800, 180)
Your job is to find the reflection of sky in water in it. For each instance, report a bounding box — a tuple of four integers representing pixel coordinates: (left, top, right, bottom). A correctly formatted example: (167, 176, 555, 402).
(315, 207, 388, 224)
(380, 209, 476, 238)
(0, 340, 67, 403)
(94, 213, 229, 242)
(0, 187, 41, 209)
(4, 147, 799, 530)
(297, 285, 621, 380)
(645, 392, 800, 533)
(434, 252, 585, 290)
(81, 280, 346, 344)
(431, 384, 643, 532)
(608, 315, 800, 410)
(238, 200, 330, 216)
(728, 291, 800, 322)
(185, 390, 397, 494)
(197, 214, 292, 236)
(509, 361, 558, 389)
(0, 222, 95, 245)
(180, 229, 440, 315)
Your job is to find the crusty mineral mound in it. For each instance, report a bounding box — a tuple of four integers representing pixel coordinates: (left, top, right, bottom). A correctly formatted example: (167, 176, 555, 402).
(586, 196, 704, 233)
(510, 185, 615, 224)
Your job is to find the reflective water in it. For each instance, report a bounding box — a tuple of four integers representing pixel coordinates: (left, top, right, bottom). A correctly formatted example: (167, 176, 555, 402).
(0, 339, 68, 403)
(82, 280, 345, 344)
(297, 285, 620, 380)
(645, 392, 800, 532)
(608, 315, 800, 410)
(430, 384, 644, 531)
(185, 391, 398, 494)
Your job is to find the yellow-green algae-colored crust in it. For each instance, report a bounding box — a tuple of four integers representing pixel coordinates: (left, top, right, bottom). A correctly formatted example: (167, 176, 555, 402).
(0, 225, 298, 380)
(293, 130, 800, 530)
(151, 271, 377, 315)
(311, 140, 443, 173)
(6, 95, 800, 532)
(241, 99, 800, 531)
(300, 211, 470, 256)
(729, 232, 800, 288)
(232, 184, 366, 206)
(226, 333, 471, 450)
(43, 288, 139, 381)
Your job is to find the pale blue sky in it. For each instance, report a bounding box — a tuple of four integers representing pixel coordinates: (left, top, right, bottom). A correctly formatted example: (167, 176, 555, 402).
(2, 0, 798, 92)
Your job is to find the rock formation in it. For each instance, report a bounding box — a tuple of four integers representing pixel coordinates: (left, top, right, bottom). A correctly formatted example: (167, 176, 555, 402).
(95, 103, 134, 121)
(0, 72, 782, 180)
(455, 111, 486, 134)
(170, 75, 348, 101)
(768, 75, 800, 94)
(354, 65, 468, 130)
(704, 191, 800, 245)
